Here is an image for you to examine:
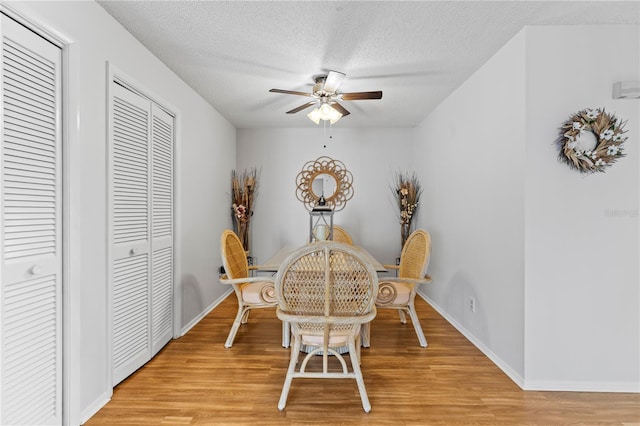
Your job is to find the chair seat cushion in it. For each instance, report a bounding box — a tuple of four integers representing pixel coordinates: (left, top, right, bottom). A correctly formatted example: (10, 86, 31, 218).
(378, 281, 411, 305)
(302, 334, 349, 348)
(242, 281, 275, 304)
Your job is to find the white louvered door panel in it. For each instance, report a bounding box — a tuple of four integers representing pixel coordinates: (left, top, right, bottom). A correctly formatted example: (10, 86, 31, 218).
(109, 82, 174, 385)
(1, 14, 62, 426)
(109, 83, 151, 385)
(150, 105, 173, 355)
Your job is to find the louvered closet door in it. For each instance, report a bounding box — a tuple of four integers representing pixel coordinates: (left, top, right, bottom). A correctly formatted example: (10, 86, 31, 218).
(1, 14, 62, 425)
(109, 82, 174, 386)
(150, 105, 173, 355)
(110, 83, 152, 385)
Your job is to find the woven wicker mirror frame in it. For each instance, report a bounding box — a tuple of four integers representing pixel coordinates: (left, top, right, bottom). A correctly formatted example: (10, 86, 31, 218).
(295, 156, 354, 211)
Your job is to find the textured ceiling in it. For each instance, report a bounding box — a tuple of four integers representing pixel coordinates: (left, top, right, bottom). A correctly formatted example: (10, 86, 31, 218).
(97, 1, 639, 129)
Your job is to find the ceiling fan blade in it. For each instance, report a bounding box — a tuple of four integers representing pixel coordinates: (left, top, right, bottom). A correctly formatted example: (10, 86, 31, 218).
(286, 101, 317, 114)
(323, 70, 346, 94)
(341, 91, 383, 100)
(269, 88, 313, 97)
(331, 102, 350, 117)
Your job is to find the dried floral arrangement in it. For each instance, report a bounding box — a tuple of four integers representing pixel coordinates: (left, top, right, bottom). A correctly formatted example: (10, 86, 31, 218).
(392, 172, 422, 248)
(557, 108, 628, 173)
(230, 167, 258, 252)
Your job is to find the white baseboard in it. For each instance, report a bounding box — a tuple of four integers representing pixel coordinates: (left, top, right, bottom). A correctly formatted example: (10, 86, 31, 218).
(418, 291, 526, 389)
(418, 291, 639, 393)
(180, 289, 232, 336)
(79, 390, 111, 425)
(524, 380, 640, 393)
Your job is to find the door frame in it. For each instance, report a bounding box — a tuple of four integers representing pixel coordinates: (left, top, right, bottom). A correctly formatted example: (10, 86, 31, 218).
(106, 62, 181, 384)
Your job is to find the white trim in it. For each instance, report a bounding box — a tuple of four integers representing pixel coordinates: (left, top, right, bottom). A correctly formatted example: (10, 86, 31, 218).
(110, 70, 177, 120)
(0, 4, 65, 48)
(523, 379, 640, 393)
(418, 291, 640, 393)
(61, 37, 84, 426)
(106, 63, 180, 386)
(180, 289, 233, 337)
(417, 290, 526, 389)
(172, 112, 182, 339)
(105, 63, 115, 393)
(78, 390, 111, 426)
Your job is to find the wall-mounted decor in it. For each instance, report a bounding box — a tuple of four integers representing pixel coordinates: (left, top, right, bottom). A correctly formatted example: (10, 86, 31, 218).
(295, 156, 353, 211)
(557, 108, 628, 173)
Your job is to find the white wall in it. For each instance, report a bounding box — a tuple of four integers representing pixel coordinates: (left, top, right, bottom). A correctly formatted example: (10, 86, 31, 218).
(179, 99, 236, 330)
(414, 25, 639, 392)
(4, 5, 636, 424)
(524, 25, 639, 391)
(236, 127, 416, 268)
(413, 31, 527, 381)
(4, 1, 236, 423)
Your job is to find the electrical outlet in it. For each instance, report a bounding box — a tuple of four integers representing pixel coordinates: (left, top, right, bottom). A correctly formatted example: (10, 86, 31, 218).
(469, 297, 476, 313)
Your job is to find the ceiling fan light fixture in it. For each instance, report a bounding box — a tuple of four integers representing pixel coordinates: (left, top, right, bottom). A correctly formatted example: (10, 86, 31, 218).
(319, 103, 333, 118)
(328, 108, 342, 124)
(307, 107, 322, 124)
(307, 103, 342, 125)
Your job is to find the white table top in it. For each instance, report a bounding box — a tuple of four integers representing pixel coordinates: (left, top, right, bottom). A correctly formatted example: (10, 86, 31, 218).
(257, 244, 387, 273)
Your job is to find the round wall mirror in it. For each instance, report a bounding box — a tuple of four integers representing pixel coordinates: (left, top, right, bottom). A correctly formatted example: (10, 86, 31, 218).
(311, 173, 338, 199)
(296, 156, 354, 211)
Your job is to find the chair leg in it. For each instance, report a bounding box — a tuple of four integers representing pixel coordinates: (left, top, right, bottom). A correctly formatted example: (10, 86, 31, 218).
(406, 304, 428, 347)
(225, 305, 248, 348)
(398, 309, 407, 324)
(282, 321, 290, 348)
(278, 337, 301, 410)
(348, 339, 371, 413)
(361, 322, 370, 348)
(241, 309, 251, 324)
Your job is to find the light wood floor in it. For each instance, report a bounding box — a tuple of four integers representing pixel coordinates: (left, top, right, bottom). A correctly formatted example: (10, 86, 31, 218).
(86, 295, 639, 425)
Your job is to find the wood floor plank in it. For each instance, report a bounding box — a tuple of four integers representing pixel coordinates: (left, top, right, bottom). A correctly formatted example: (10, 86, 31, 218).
(86, 295, 640, 425)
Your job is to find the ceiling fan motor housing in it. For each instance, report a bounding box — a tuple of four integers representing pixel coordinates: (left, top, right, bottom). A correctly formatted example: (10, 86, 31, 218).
(313, 75, 329, 96)
(313, 82, 324, 96)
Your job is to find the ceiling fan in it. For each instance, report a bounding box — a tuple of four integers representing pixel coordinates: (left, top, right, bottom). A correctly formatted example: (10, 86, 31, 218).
(269, 70, 383, 124)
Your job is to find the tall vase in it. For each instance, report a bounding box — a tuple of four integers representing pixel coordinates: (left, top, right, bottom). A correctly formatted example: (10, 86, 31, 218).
(234, 218, 250, 253)
(241, 221, 250, 253)
(238, 221, 249, 253)
(401, 222, 412, 249)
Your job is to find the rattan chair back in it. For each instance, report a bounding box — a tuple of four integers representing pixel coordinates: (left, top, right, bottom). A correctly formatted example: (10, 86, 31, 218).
(276, 242, 376, 319)
(332, 225, 354, 245)
(399, 229, 431, 280)
(221, 229, 249, 280)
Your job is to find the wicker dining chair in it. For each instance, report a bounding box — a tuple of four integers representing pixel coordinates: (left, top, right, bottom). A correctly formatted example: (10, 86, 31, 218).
(219, 229, 277, 348)
(332, 225, 354, 244)
(372, 229, 432, 347)
(274, 241, 379, 412)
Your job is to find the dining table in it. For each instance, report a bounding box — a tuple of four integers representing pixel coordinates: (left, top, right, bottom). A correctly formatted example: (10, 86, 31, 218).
(257, 244, 387, 274)
(254, 243, 387, 350)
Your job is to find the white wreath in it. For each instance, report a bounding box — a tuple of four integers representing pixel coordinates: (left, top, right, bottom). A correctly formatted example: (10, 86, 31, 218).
(557, 108, 628, 173)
